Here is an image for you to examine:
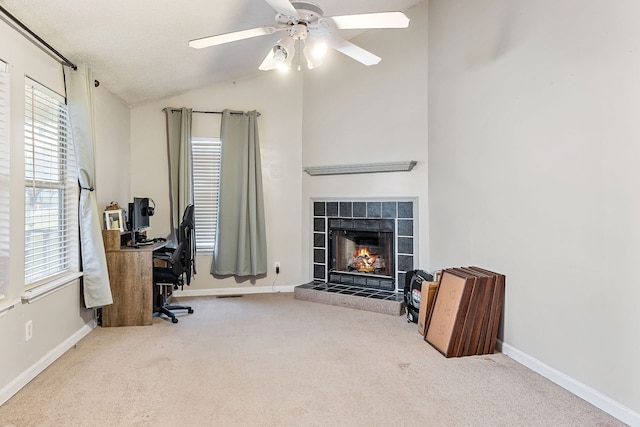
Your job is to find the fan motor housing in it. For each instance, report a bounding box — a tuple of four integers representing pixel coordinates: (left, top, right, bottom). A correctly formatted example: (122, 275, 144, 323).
(288, 23, 309, 39)
(292, 1, 323, 18)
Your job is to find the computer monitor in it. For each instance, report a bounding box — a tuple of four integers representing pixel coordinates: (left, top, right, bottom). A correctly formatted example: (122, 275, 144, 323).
(130, 197, 150, 231)
(128, 197, 153, 245)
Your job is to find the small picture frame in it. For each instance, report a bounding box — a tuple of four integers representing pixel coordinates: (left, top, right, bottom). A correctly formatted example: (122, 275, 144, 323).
(104, 209, 124, 232)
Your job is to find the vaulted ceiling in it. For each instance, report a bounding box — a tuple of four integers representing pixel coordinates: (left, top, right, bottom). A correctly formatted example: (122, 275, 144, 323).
(1, 0, 423, 106)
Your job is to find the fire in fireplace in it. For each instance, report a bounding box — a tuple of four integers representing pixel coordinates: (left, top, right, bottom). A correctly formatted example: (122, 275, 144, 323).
(349, 247, 381, 273)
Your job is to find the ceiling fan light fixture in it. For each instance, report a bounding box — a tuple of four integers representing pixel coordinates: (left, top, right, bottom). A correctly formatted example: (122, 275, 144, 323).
(311, 41, 327, 59)
(275, 55, 291, 72)
(303, 43, 323, 69)
(273, 37, 295, 71)
(274, 47, 287, 61)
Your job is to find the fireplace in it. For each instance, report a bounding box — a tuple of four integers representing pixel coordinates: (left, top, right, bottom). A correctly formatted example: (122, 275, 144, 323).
(312, 200, 416, 293)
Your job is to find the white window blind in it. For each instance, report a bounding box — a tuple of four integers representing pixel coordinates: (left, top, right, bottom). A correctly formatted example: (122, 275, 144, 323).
(192, 138, 221, 252)
(24, 78, 79, 286)
(0, 62, 9, 300)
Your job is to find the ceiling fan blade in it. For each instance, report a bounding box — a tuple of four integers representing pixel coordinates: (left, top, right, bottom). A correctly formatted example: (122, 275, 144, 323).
(328, 12, 410, 30)
(264, 0, 299, 18)
(189, 27, 277, 49)
(325, 35, 381, 66)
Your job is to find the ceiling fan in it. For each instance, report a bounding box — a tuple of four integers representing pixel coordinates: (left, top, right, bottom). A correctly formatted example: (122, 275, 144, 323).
(188, 0, 410, 72)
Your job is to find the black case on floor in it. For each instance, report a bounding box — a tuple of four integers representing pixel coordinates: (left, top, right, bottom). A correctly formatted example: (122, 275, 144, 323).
(404, 269, 434, 323)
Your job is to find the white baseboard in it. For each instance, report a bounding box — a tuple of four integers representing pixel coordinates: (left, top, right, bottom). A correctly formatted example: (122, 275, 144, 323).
(173, 285, 296, 297)
(0, 321, 95, 406)
(499, 341, 640, 427)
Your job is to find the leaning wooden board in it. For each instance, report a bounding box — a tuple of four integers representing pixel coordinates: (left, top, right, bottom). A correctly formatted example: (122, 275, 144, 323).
(424, 270, 474, 357)
(425, 267, 505, 357)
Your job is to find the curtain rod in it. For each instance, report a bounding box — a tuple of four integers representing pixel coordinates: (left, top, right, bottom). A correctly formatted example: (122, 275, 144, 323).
(0, 5, 77, 70)
(167, 108, 260, 116)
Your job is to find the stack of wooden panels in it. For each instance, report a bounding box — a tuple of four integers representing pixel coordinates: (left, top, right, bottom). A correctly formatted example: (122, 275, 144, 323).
(424, 267, 505, 358)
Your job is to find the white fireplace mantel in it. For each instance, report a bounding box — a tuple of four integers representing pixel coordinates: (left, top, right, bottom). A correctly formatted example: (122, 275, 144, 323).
(303, 161, 417, 176)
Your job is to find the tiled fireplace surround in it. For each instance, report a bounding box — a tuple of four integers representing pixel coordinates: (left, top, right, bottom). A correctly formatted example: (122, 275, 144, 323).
(309, 199, 415, 295)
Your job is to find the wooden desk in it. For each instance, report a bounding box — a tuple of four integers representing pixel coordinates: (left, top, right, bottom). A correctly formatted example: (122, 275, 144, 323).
(101, 230, 167, 327)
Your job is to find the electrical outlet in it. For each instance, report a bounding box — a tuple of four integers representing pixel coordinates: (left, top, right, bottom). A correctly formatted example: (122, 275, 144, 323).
(274, 262, 280, 274)
(25, 320, 33, 341)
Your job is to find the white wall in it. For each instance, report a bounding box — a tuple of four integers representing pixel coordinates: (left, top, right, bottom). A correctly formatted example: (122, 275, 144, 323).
(301, 1, 429, 280)
(428, 0, 640, 421)
(0, 19, 130, 403)
(130, 72, 303, 291)
(94, 84, 131, 211)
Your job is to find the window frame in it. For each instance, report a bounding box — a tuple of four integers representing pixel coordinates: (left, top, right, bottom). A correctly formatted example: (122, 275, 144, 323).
(23, 77, 79, 289)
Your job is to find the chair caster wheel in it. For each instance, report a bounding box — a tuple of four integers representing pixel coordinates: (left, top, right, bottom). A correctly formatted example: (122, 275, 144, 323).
(171, 318, 178, 323)
(188, 309, 194, 314)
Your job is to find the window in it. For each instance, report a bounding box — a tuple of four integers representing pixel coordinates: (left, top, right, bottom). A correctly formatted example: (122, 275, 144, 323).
(0, 62, 8, 300)
(24, 78, 78, 286)
(191, 137, 221, 252)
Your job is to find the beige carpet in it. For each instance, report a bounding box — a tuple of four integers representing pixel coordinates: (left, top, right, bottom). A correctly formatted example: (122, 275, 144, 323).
(0, 293, 625, 426)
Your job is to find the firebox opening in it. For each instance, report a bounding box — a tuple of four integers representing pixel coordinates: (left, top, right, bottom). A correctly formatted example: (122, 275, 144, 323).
(330, 230, 394, 279)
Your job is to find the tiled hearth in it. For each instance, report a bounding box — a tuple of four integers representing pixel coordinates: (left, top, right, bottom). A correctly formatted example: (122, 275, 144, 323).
(295, 282, 404, 316)
(294, 199, 416, 316)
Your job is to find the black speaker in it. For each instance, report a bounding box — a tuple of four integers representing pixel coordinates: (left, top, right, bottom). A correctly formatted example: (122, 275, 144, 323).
(404, 270, 433, 323)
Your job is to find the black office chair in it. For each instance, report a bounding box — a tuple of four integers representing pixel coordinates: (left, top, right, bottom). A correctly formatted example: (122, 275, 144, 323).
(153, 204, 195, 323)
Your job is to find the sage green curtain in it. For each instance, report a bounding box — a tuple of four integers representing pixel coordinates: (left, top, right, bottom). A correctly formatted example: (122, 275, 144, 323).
(163, 107, 193, 242)
(211, 110, 267, 276)
(65, 64, 112, 308)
